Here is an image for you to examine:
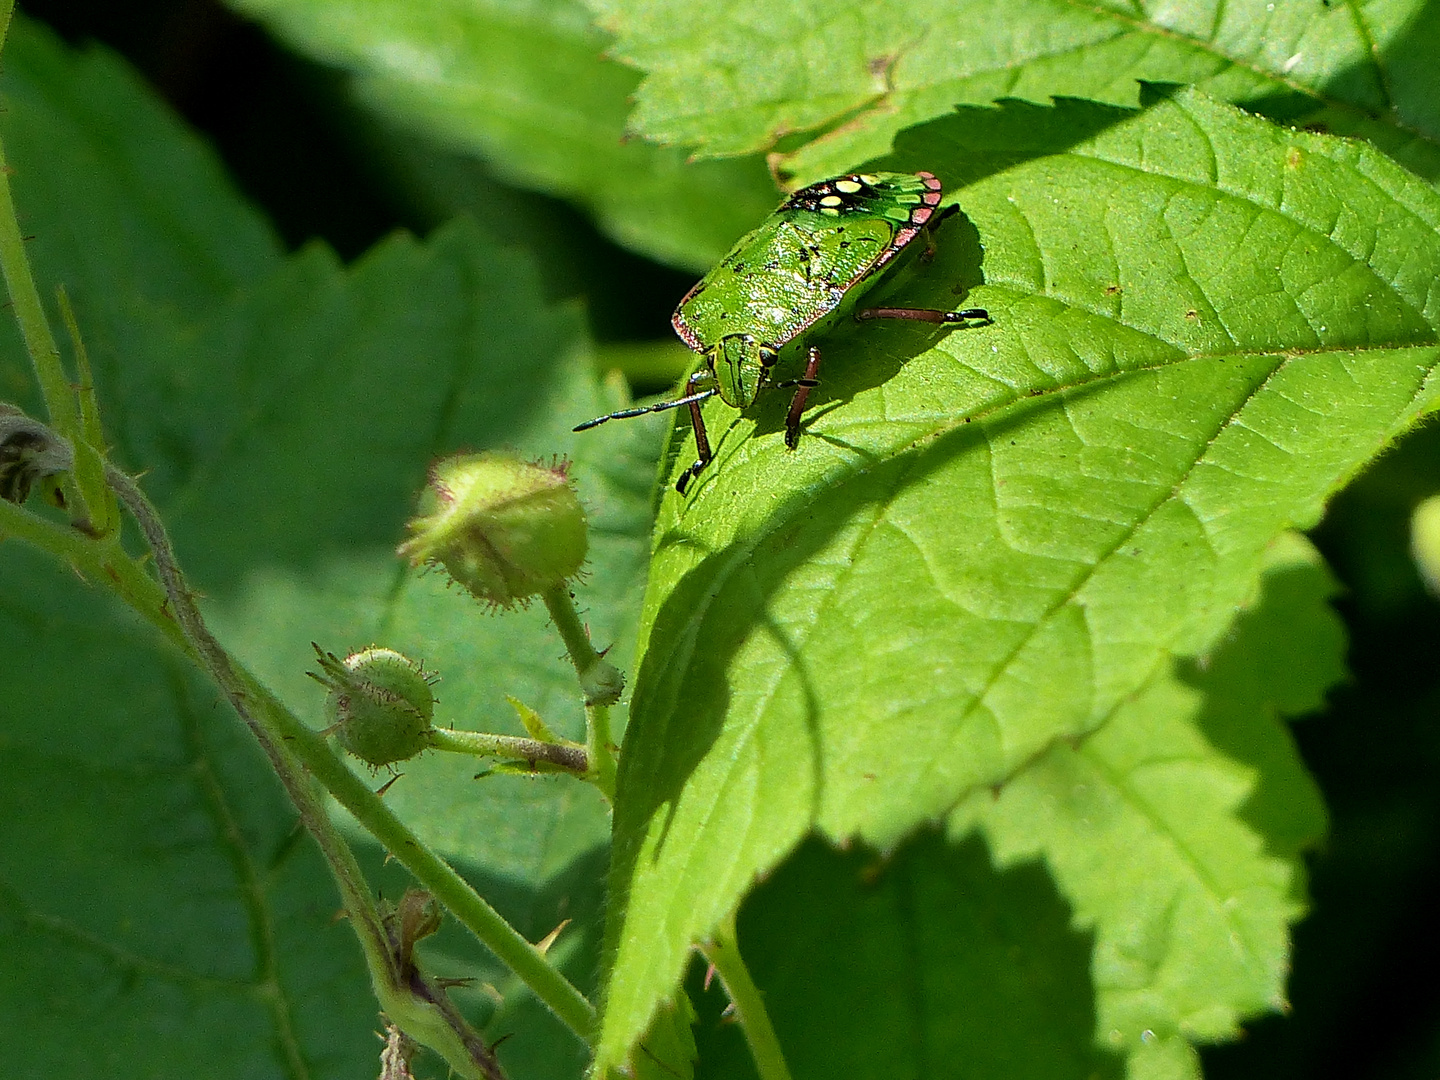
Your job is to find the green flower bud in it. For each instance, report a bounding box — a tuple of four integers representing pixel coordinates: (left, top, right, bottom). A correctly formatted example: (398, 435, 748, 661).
(398, 452, 588, 609)
(312, 645, 436, 767)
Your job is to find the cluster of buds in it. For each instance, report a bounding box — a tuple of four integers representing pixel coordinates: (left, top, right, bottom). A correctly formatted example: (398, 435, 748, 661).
(319, 452, 622, 769)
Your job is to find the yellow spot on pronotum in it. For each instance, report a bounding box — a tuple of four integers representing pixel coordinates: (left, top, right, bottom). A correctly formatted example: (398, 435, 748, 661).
(820, 195, 844, 207)
(857, 173, 879, 184)
(834, 179, 862, 193)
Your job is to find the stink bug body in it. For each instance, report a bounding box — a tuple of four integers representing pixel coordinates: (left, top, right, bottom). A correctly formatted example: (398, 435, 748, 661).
(575, 171, 988, 493)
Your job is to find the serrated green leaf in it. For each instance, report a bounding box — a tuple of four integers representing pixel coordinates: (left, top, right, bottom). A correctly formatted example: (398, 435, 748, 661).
(586, 0, 1440, 185)
(594, 89, 1440, 1072)
(222, 0, 781, 269)
(951, 532, 1336, 1053)
(686, 535, 1334, 1080)
(0, 17, 659, 1078)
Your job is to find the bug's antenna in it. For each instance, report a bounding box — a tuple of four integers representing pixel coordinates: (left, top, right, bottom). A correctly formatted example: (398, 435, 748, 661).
(572, 389, 717, 432)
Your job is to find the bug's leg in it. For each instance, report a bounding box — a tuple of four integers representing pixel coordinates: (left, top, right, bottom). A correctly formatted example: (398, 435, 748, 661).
(675, 395, 714, 494)
(777, 345, 823, 450)
(855, 306, 989, 325)
(675, 369, 716, 494)
(920, 202, 961, 263)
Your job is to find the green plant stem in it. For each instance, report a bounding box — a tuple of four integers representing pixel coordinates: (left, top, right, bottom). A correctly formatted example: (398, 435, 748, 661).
(586, 701, 616, 799)
(0, 132, 95, 525)
(0, 497, 185, 655)
(0, 133, 74, 437)
(2, 436, 597, 1047)
(97, 462, 597, 1045)
(541, 584, 618, 799)
(428, 726, 589, 774)
(55, 286, 117, 534)
(699, 914, 793, 1080)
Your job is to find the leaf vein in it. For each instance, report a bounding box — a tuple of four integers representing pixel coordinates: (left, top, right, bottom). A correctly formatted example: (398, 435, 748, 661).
(174, 666, 312, 1080)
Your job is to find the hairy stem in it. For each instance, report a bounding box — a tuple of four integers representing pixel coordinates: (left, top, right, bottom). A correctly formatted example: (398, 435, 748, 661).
(429, 727, 589, 775)
(101, 463, 515, 1078)
(1, 426, 597, 1051)
(541, 585, 618, 800)
(101, 464, 594, 1046)
(0, 132, 73, 437)
(699, 914, 793, 1080)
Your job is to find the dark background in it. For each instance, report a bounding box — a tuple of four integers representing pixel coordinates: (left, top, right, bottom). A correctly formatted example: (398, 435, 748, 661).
(19, 2, 1440, 1077)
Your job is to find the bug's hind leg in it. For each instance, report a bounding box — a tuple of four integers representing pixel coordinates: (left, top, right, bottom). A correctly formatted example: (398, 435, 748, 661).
(855, 306, 989, 325)
(920, 202, 962, 262)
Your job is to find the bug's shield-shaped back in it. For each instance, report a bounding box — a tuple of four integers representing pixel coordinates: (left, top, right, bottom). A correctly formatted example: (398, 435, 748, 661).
(673, 172, 945, 359)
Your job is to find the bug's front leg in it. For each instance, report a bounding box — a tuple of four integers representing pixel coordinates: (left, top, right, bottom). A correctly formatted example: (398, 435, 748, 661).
(676, 369, 715, 494)
(778, 345, 823, 450)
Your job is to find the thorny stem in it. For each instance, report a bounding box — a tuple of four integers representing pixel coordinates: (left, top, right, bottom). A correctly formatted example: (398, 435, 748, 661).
(699, 914, 793, 1080)
(100, 463, 596, 1049)
(1, 436, 597, 1059)
(541, 584, 618, 800)
(102, 464, 511, 1080)
(0, 128, 97, 524)
(0, 133, 70, 435)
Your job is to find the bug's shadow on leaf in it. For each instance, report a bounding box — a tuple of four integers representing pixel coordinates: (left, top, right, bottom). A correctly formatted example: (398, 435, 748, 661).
(879, 96, 1140, 199)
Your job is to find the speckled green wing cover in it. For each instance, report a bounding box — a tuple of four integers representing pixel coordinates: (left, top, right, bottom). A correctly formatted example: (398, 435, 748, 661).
(673, 171, 943, 360)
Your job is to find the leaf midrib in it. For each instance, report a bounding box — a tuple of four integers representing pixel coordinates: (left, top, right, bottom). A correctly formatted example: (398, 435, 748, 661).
(642, 340, 1437, 840)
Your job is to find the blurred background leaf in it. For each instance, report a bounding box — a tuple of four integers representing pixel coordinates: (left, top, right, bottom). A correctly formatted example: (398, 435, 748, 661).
(0, 14, 662, 1078)
(218, 0, 783, 272)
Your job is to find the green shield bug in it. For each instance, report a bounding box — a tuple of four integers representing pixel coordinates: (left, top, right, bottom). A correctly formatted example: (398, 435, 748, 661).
(575, 171, 988, 493)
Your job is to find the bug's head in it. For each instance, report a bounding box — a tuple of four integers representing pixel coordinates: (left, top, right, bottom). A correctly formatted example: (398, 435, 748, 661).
(708, 335, 776, 409)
